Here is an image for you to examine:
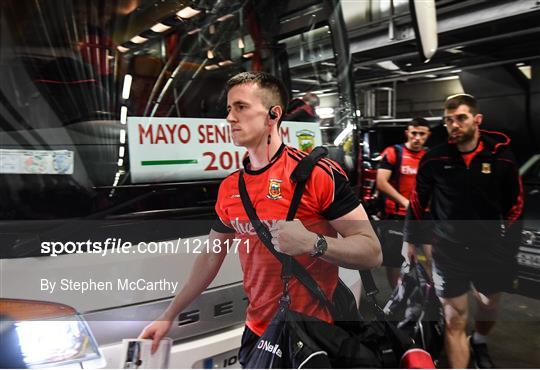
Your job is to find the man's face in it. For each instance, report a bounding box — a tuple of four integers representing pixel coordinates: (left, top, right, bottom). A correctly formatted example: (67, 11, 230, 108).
(405, 125, 430, 151)
(226, 83, 269, 147)
(443, 104, 482, 145)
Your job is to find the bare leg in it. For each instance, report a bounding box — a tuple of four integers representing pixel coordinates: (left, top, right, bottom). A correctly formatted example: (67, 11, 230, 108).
(386, 266, 400, 289)
(420, 244, 433, 279)
(473, 290, 501, 336)
(440, 293, 470, 368)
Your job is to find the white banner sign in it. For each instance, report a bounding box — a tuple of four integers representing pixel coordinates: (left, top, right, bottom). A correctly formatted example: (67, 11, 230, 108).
(127, 117, 322, 183)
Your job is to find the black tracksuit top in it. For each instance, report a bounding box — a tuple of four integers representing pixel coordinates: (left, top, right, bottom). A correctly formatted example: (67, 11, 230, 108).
(403, 130, 523, 248)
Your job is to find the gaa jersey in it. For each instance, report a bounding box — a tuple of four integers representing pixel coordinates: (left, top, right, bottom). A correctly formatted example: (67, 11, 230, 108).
(461, 140, 484, 168)
(379, 145, 426, 216)
(213, 144, 360, 336)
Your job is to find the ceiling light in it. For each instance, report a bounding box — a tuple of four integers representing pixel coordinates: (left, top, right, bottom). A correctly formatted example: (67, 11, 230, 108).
(119, 146, 125, 158)
(316, 107, 335, 119)
(120, 106, 128, 124)
(333, 123, 354, 146)
(242, 52, 254, 59)
(205, 64, 219, 71)
(121, 74, 132, 100)
(238, 37, 245, 49)
(217, 13, 234, 22)
(187, 28, 201, 35)
(117, 45, 129, 53)
(377, 60, 400, 71)
(150, 23, 171, 33)
(207, 49, 215, 59)
(177, 6, 201, 19)
(432, 76, 460, 82)
(518, 65, 531, 79)
(209, 24, 216, 35)
(117, 158, 124, 167)
(130, 35, 148, 44)
(218, 60, 234, 66)
(120, 129, 126, 144)
(446, 47, 464, 54)
(411, 65, 456, 75)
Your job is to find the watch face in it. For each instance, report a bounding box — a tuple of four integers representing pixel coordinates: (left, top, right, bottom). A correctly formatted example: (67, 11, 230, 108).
(312, 234, 327, 257)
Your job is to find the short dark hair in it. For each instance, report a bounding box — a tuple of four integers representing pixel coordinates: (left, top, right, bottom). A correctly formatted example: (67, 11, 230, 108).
(409, 117, 430, 129)
(225, 72, 289, 112)
(444, 93, 478, 115)
(302, 92, 320, 107)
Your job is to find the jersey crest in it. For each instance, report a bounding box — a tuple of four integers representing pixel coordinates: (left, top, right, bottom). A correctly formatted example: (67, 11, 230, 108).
(267, 179, 283, 200)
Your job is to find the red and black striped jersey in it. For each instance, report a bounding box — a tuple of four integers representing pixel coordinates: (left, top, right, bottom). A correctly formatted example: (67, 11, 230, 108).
(380, 145, 427, 216)
(213, 144, 359, 336)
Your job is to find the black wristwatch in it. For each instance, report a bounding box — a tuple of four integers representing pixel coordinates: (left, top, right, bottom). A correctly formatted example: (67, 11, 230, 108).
(310, 234, 328, 257)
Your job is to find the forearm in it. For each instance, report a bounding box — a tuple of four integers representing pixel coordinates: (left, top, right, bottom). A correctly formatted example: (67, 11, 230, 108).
(161, 233, 231, 321)
(377, 178, 408, 207)
(321, 232, 382, 270)
(276, 206, 381, 270)
(161, 253, 221, 320)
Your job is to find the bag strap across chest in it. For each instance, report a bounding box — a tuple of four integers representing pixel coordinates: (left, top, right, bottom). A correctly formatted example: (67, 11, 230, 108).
(238, 146, 385, 319)
(238, 146, 338, 315)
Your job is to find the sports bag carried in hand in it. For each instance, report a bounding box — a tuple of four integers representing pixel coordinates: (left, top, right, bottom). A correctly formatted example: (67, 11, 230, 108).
(383, 262, 445, 362)
(238, 146, 430, 368)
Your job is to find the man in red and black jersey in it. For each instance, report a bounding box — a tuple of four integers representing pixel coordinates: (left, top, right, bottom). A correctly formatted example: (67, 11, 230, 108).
(285, 92, 320, 122)
(403, 94, 524, 368)
(140, 72, 382, 365)
(377, 117, 432, 288)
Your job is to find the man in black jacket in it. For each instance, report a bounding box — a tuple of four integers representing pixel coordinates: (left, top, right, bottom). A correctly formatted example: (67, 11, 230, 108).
(403, 94, 523, 368)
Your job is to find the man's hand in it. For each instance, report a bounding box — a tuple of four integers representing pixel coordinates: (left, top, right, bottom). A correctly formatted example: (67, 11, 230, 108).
(402, 241, 417, 263)
(138, 317, 173, 354)
(270, 219, 316, 256)
(401, 199, 410, 209)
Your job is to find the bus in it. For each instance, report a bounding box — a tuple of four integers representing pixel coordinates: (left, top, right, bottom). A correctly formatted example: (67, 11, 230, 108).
(2, 0, 539, 368)
(0, 0, 361, 368)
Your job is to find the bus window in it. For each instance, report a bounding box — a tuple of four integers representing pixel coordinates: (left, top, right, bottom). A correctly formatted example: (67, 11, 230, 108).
(277, 2, 359, 178)
(0, 0, 357, 246)
(0, 2, 359, 368)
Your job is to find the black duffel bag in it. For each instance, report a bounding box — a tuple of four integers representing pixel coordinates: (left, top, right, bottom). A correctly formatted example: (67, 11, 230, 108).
(383, 262, 445, 361)
(243, 301, 412, 369)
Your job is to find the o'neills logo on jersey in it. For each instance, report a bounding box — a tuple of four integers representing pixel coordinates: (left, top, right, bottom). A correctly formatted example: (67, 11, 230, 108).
(401, 165, 418, 175)
(267, 179, 283, 200)
(257, 340, 283, 358)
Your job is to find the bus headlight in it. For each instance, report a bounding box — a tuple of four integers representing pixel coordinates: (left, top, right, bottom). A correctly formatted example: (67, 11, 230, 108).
(1, 299, 105, 368)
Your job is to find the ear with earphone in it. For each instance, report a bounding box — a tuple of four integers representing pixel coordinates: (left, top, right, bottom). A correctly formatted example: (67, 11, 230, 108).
(268, 106, 278, 120)
(267, 106, 278, 145)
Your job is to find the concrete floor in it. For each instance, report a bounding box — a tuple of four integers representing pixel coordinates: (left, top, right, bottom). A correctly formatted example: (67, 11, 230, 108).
(360, 267, 540, 368)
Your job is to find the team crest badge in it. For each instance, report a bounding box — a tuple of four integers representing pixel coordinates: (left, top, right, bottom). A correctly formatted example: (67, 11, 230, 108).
(267, 179, 283, 200)
(481, 163, 491, 174)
